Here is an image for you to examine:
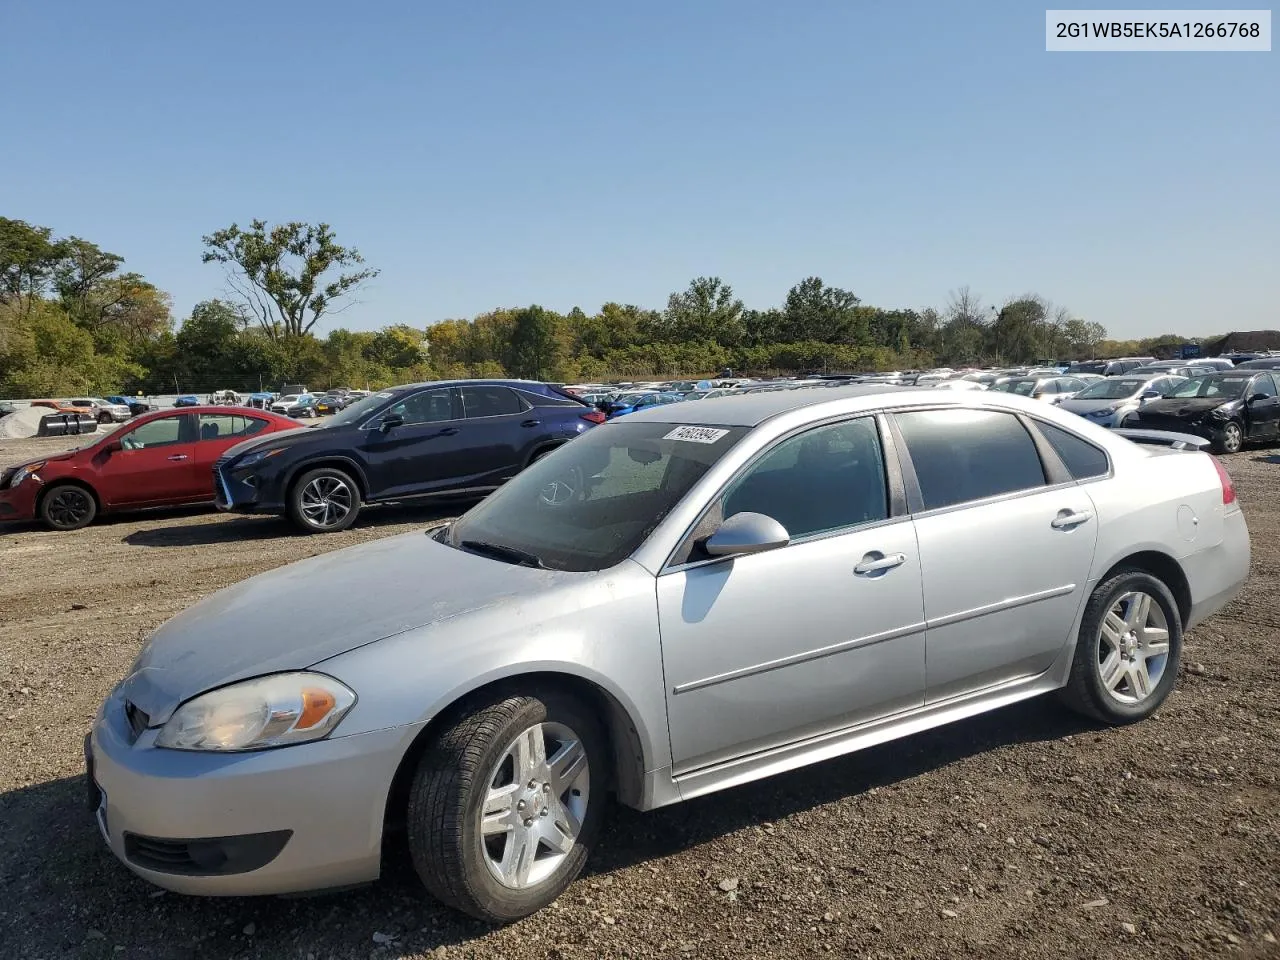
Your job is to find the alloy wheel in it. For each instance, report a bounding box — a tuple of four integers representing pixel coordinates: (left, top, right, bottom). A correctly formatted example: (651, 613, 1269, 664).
(1096, 590, 1170, 704)
(479, 721, 590, 890)
(299, 476, 354, 529)
(47, 489, 92, 528)
(1222, 422, 1242, 454)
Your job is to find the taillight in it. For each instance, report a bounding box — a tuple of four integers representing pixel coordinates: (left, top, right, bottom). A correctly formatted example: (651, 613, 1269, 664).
(1211, 455, 1236, 506)
(581, 410, 606, 424)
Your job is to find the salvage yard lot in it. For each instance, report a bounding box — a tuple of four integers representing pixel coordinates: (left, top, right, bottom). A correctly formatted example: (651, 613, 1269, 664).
(1, 434, 1277, 959)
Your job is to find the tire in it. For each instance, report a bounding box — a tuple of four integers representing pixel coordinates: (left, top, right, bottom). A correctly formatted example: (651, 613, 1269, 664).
(97, 412, 112, 424)
(1059, 570, 1182, 725)
(287, 467, 360, 533)
(529, 444, 562, 466)
(39, 484, 98, 531)
(1215, 420, 1243, 455)
(407, 690, 607, 923)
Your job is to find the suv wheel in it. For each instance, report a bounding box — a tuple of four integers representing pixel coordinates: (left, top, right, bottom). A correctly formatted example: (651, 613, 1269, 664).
(407, 690, 606, 923)
(40, 484, 98, 531)
(96, 411, 113, 424)
(288, 467, 360, 533)
(1060, 570, 1181, 724)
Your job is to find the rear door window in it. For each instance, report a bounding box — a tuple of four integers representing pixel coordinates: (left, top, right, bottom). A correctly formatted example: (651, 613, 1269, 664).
(894, 409, 1046, 511)
(461, 386, 527, 418)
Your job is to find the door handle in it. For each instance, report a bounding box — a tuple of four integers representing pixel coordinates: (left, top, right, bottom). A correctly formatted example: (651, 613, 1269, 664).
(854, 552, 906, 575)
(439, 427, 459, 436)
(521, 419, 541, 427)
(1051, 509, 1093, 529)
(167, 454, 188, 461)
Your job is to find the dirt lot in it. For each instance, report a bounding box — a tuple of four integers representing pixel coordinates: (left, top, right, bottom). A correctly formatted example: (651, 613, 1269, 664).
(1, 433, 1277, 959)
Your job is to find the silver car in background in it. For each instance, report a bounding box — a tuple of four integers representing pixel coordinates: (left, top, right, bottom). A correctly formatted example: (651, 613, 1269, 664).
(87, 387, 1250, 923)
(1058, 374, 1187, 428)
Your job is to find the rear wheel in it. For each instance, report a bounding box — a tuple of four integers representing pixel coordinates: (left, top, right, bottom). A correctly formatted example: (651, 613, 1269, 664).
(1060, 570, 1181, 724)
(39, 484, 97, 531)
(407, 690, 605, 923)
(287, 467, 360, 533)
(1215, 420, 1243, 454)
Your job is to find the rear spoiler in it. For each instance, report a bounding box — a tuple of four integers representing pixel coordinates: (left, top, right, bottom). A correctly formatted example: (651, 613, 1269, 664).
(1112, 428, 1211, 452)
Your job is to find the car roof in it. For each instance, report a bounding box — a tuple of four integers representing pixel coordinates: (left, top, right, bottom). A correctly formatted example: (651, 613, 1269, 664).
(624, 384, 914, 426)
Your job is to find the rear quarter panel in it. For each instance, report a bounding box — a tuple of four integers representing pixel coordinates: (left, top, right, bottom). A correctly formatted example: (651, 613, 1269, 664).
(1086, 448, 1224, 572)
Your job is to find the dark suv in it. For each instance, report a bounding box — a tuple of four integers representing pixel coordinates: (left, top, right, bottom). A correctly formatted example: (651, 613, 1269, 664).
(214, 380, 606, 532)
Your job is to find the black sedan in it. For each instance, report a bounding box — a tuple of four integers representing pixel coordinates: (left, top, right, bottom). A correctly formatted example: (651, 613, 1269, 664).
(1131, 371, 1280, 453)
(213, 379, 606, 532)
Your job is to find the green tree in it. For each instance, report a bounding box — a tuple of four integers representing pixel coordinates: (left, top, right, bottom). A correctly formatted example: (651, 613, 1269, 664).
(201, 220, 379, 339)
(660, 277, 745, 346)
(781, 277, 862, 344)
(506, 305, 567, 379)
(0, 218, 65, 317)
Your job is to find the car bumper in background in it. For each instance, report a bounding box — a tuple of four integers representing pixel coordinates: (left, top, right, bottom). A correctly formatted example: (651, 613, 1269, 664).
(88, 690, 421, 896)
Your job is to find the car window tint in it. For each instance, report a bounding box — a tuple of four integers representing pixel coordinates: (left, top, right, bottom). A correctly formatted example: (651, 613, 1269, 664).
(461, 386, 525, 418)
(197, 414, 268, 441)
(1036, 422, 1109, 480)
(390, 390, 454, 424)
(720, 418, 889, 539)
(1252, 374, 1277, 398)
(895, 409, 1046, 510)
(120, 416, 185, 449)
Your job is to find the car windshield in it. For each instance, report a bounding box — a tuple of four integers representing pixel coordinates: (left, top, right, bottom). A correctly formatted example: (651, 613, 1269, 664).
(278, 395, 298, 403)
(319, 390, 396, 427)
(1166, 375, 1250, 399)
(1076, 378, 1145, 400)
(446, 420, 749, 572)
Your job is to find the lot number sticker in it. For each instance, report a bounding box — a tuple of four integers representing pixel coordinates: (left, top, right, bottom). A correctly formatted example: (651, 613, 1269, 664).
(663, 425, 730, 444)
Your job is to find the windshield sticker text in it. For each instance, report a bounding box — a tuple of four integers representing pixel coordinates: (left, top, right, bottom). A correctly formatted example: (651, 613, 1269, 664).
(663, 426, 730, 444)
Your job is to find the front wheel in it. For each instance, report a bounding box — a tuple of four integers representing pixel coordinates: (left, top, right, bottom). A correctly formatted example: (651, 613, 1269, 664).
(40, 484, 98, 531)
(1215, 420, 1243, 454)
(287, 467, 360, 533)
(1060, 570, 1182, 724)
(407, 690, 606, 923)
(97, 412, 113, 424)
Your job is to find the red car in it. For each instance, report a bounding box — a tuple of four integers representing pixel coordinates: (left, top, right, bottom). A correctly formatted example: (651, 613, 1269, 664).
(0, 406, 301, 531)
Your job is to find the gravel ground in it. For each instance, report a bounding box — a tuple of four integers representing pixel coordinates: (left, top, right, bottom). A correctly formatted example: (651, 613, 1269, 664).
(1, 433, 1277, 959)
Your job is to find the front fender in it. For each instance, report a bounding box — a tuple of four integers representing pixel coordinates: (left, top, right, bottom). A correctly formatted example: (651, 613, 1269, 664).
(314, 559, 671, 782)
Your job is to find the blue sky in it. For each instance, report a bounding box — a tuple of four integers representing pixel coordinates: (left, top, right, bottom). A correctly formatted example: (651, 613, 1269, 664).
(3, 0, 1275, 340)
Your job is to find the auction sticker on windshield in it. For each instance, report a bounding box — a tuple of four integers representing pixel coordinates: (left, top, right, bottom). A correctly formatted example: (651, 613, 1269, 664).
(663, 426, 730, 444)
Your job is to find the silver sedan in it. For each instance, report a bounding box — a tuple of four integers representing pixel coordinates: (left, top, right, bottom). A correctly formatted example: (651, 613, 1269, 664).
(88, 386, 1250, 922)
(1058, 374, 1187, 428)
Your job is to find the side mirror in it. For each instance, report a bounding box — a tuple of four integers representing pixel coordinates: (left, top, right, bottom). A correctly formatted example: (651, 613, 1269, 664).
(104, 439, 123, 453)
(703, 512, 790, 558)
(1249, 392, 1269, 403)
(379, 413, 404, 433)
(1141, 390, 1161, 400)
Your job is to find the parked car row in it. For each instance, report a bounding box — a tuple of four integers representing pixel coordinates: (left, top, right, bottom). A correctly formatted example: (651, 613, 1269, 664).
(1, 380, 605, 533)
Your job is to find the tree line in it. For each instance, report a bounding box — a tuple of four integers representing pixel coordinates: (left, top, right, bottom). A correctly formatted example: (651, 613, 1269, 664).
(1, 215, 1203, 398)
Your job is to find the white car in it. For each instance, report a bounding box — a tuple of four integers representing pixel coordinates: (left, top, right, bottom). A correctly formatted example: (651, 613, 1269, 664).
(269, 394, 319, 418)
(67, 398, 132, 423)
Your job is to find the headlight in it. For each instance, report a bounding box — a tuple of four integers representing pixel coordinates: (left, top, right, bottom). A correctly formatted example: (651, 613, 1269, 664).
(10, 461, 46, 486)
(236, 448, 283, 468)
(155, 672, 356, 751)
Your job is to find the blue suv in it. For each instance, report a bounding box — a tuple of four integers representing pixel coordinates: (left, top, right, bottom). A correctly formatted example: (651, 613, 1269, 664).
(214, 380, 606, 532)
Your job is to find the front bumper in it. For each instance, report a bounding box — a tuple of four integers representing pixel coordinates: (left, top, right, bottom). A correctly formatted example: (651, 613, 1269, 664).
(88, 689, 422, 896)
(213, 462, 285, 514)
(0, 481, 39, 521)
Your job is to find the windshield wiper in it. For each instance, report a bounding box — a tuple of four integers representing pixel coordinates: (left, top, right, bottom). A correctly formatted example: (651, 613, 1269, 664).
(458, 539, 546, 569)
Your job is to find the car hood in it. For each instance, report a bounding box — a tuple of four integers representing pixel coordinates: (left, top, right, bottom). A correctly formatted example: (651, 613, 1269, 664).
(1059, 397, 1135, 414)
(221, 423, 321, 461)
(118, 531, 573, 724)
(1140, 397, 1236, 418)
(1, 450, 79, 478)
